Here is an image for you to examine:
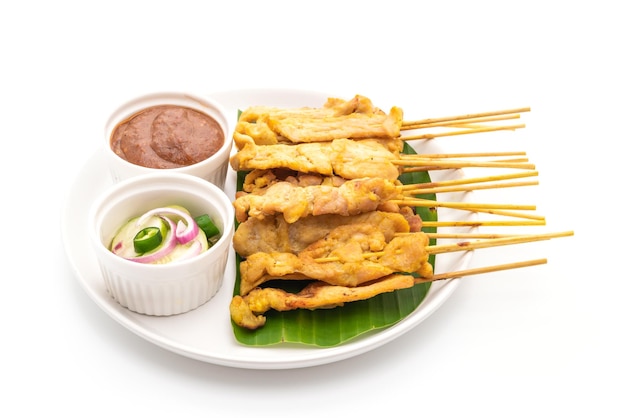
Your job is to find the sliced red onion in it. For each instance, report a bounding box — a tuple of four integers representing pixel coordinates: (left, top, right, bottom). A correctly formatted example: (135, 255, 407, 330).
(175, 219, 196, 245)
(137, 207, 199, 245)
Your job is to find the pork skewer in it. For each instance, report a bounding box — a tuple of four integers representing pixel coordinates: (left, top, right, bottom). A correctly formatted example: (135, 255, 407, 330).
(243, 167, 539, 195)
(315, 230, 573, 261)
(232, 207, 545, 260)
(236, 106, 403, 145)
(233, 176, 540, 224)
(234, 94, 530, 148)
(230, 258, 546, 330)
(231, 138, 535, 181)
(238, 229, 572, 295)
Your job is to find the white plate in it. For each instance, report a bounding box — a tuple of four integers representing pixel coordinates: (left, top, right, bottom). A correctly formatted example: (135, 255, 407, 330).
(61, 89, 472, 369)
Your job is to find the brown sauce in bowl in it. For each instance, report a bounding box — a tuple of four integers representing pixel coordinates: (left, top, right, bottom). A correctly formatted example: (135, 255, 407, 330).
(110, 105, 225, 169)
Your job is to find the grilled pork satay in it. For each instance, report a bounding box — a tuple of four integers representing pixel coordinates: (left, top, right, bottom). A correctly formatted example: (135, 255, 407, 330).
(268, 108, 402, 142)
(233, 209, 422, 258)
(239, 225, 432, 295)
(241, 169, 347, 193)
(229, 138, 402, 181)
(234, 95, 403, 148)
(230, 274, 417, 330)
(234, 111, 403, 147)
(237, 95, 384, 125)
(233, 176, 402, 223)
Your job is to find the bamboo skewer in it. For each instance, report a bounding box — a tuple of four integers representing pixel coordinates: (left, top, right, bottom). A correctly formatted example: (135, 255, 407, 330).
(400, 170, 539, 190)
(394, 196, 545, 221)
(406, 204, 546, 221)
(392, 197, 537, 211)
(401, 151, 527, 159)
(403, 113, 522, 130)
(405, 180, 539, 195)
(421, 220, 546, 227)
(400, 170, 539, 194)
(425, 231, 573, 255)
(401, 107, 531, 129)
(400, 124, 526, 141)
(421, 232, 520, 239)
(491, 158, 529, 163)
(448, 206, 545, 221)
(393, 158, 536, 170)
(400, 152, 531, 164)
(399, 106, 530, 141)
(417, 258, 547, 283)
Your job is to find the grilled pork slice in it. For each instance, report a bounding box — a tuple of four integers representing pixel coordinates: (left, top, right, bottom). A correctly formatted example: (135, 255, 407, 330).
(230, 274, 418, 330)
(233, 176, 403, 223)
(233, 209, 422, 258)
(234, 94, 403, 147)
(230, 138, 402, 181)
(238, 225, 432, 295)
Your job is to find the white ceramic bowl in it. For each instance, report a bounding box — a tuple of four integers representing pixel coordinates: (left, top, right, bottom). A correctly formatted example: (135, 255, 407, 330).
(88, 172, 235, 316)
(105, 92, 232, 188)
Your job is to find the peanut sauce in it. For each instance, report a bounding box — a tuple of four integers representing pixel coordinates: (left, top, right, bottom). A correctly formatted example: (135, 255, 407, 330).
(110, 105, 224, 169)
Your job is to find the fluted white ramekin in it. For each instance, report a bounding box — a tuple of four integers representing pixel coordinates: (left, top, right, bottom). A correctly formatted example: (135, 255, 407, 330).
(104, 91, 233, 188)
(88, 172, 234, 316)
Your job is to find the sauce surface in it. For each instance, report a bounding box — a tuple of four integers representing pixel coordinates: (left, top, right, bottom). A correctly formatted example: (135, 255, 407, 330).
(110, 105, 225, 169)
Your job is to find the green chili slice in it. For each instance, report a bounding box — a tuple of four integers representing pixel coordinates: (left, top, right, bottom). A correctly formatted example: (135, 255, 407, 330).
(133, 226, 163, 253)
(194, 214, 220, 239)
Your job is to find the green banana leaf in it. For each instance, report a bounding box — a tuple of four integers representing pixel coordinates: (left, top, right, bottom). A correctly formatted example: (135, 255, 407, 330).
(231, 141, 437, 346)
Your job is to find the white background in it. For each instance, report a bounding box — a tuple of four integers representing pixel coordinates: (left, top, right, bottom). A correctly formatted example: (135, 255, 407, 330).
(1, 1, 623, 416)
